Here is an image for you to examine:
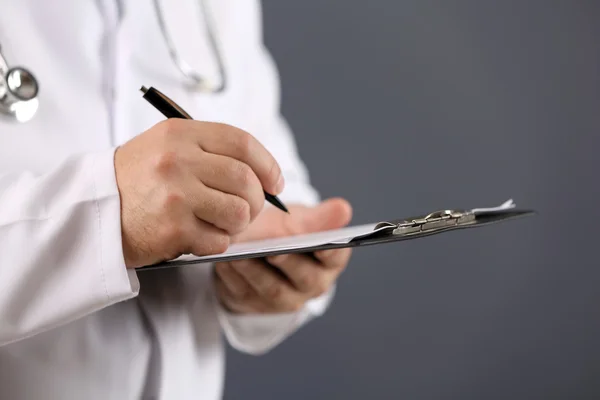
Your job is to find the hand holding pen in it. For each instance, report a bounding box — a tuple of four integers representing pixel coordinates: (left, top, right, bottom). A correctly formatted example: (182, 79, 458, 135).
(140, 85, 288, 213)
(111, 86, 288, 268)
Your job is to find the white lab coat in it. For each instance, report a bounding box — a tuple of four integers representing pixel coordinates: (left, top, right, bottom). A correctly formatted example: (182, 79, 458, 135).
(0, 1, 333, 398)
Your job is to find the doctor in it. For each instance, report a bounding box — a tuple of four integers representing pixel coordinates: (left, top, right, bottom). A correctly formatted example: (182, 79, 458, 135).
(0, 1, 352, 399)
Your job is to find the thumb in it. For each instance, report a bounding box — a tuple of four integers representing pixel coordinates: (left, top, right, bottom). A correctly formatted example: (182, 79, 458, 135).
(293, 197, 353, 234)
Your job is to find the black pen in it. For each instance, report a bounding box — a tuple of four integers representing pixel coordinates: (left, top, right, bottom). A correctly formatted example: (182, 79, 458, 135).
(140, 85, 289, 213)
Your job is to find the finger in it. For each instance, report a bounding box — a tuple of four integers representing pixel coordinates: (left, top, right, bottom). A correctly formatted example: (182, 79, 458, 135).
(293, 198, 353, 234)
(314, 248, 353, 270)
(190, 184, 251, 235)
(231, 259, 304, 311)
(266, 254, 331, 296)
(193, 152, 265, 220)
(183, 218, 230, 256)
(214, 274, 263, 314)
(214, 263, 252, 299)
(197, 122, 284, 196)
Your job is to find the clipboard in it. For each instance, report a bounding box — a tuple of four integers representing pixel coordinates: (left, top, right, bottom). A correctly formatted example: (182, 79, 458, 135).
(136, 199, 535, 271)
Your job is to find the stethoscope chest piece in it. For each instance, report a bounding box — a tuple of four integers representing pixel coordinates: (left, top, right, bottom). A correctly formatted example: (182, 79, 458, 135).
(0, 45, 39, 123)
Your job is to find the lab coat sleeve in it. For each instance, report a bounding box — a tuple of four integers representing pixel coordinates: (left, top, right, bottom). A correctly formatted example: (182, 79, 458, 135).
(0, 148, 139, 347)
(213, 2, 336, 355)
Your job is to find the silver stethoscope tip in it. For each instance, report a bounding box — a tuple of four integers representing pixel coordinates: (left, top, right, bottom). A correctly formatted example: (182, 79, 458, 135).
(6, 67, 39, 101)
(0, 46, 40, 123)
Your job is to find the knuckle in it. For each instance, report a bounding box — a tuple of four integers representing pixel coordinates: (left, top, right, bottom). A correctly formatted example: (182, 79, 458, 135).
(201, 194, 219, 217)
(236, 162, 254, 188)
(162, 190, 185, 208)
(154, 151, 179, 176)
(225, 198, 251, 233)
(264, 282, 284, 303)
(297, 271, 318, 291)
(232, 130, 253, 158)
(234, 200, 252, 227)
(158, 118, 183, 138)
(225, 160, 254, 189)
(202, 191, 219, 213)
(210, 233, 230, 254)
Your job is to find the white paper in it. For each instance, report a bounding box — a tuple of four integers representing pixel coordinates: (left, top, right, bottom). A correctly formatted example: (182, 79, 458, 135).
(173, 222, 391, 263)
(471, 199, 515, 214)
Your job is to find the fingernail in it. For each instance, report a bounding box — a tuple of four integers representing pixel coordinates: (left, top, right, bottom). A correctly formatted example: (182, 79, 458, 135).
(275, 173, 285, 194)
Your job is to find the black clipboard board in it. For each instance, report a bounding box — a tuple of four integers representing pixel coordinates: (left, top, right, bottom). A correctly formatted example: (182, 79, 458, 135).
(136, 199, 535, 271)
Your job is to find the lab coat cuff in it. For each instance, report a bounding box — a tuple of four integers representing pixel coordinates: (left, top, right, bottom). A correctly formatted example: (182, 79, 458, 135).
(91, 148, 140, 299)
(215, 284, 335, 355)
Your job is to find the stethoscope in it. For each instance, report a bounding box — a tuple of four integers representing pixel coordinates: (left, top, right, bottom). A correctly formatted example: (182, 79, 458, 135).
(0, 45, 39, 123)
(0, 0, 226, 123)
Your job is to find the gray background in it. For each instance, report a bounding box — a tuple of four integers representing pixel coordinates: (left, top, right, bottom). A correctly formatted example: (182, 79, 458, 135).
(224, 1, 600, 399)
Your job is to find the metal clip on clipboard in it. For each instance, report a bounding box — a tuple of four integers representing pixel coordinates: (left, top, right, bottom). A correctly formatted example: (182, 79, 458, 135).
(393, 209, 476, 235)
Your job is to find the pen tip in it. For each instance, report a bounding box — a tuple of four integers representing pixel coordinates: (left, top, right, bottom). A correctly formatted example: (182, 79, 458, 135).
(278, 201, 290, 214)
(265, 192, 289, 213)
(140, 86, 148, 94)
